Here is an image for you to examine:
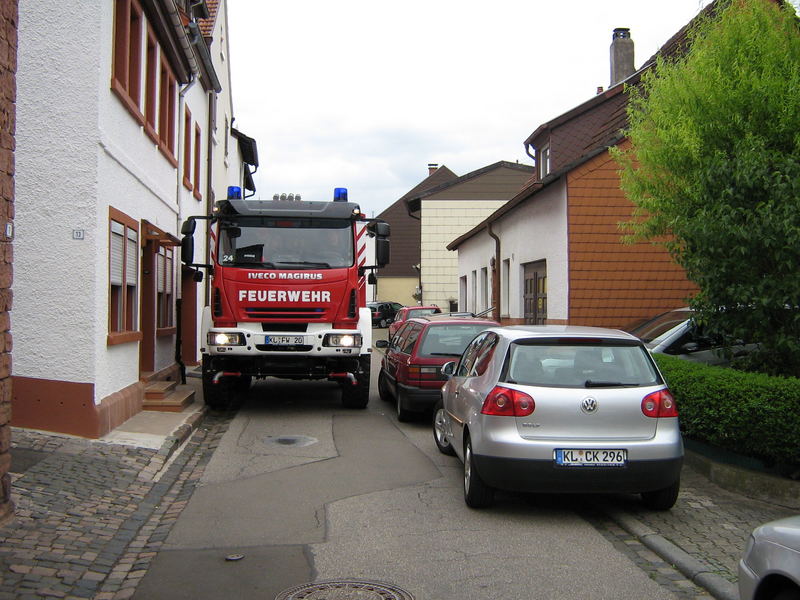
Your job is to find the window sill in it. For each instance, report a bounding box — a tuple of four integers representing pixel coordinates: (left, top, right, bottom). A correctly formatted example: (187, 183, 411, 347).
(158, 142, 178, 168)
(111, 80, 145, 126)
(107, 330, 143, 346)
(145, 122, 159, 145)
(157, 326, 176, 337)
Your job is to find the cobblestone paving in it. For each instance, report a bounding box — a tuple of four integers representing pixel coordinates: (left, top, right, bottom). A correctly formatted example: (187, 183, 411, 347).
(1, 416, 796, 599)
(0, 413, 233, 600)
(584, 510, 714, 600)
(601, 465, 797, 584)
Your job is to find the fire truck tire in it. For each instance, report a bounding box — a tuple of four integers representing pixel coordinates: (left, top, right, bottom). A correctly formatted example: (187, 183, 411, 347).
(201, 358, 236, 411)
(341, 357, 370, 409)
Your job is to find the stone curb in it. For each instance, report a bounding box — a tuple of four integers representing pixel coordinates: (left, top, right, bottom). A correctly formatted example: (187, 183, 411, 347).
(684, 449, 800, 510)
(605, 508, 739, 600)
(156, 405, 208, 459)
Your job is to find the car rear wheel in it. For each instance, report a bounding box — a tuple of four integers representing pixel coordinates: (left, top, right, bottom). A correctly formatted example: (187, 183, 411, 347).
(464, 437, 494, 508)
(641, 479, 680, 510)
(432, 400, 456, 456)
(396, 389, 414, 422)
(378, 369, 392, 402)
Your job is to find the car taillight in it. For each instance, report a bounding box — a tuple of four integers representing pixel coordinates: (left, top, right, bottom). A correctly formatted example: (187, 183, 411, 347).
(641, 389, 678, 418)
(481, 386, 535, 417)
(408, 365, 441, 380)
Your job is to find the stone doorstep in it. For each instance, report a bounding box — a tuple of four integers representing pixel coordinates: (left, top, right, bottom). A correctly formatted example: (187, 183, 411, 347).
(142, 386, 195, 413)
(143, 380, 178, 399)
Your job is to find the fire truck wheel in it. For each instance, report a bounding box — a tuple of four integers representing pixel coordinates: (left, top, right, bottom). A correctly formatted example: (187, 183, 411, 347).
(341, 357, 370, 409)
(201, 359, 237, 411)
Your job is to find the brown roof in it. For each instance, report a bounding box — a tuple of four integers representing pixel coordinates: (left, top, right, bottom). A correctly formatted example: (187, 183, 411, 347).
(377, 166, 458, 278)
(451, 1, 723, 250)
(199, 0, 221, 37)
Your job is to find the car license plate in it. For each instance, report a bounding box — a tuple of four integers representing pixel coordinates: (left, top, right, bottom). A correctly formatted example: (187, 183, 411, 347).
(264, 335, 304, 345)
(555, 449, 627, 467)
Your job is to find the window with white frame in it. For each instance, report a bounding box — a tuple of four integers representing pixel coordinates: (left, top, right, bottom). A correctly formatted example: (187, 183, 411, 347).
(109, 208, 140, 344)
(480, 267, 488, 312)
(539, 145, 550, 179)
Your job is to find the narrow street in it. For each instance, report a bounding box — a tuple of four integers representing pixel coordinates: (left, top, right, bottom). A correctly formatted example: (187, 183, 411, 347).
(2, 345, 795, 599)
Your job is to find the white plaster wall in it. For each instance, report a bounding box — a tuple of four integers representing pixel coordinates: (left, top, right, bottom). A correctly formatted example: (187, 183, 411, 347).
(421, 199, 506, 310)
(15, 0, 103, 384)
(456, 180, 569, 321)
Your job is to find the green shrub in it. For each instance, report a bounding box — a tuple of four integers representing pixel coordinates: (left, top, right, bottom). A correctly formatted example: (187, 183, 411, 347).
(654, 354, 800, 470)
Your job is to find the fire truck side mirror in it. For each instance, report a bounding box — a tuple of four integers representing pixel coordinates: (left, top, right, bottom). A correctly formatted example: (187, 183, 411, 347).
(375, 238, 390, 267)
(181, 218, 196, 236)
(367, 221, 390, 238)
(181, 235, 194, 265)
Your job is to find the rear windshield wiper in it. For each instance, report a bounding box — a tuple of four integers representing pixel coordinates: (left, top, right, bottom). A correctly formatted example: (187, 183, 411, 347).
(584, 380, 640, 388)
(427, 352, 461, 357)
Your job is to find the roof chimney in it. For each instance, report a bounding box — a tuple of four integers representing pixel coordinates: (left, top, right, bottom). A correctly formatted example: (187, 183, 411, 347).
(610, 28, 634, 87)
(427, 163, 439, 176)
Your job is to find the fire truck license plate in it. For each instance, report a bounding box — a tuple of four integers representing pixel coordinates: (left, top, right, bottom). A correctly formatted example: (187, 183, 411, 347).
(265, 335, 304, 345)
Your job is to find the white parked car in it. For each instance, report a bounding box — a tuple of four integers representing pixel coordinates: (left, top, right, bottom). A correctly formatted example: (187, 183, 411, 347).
(739, 515, 800, 600)
(433, 325, 684, 509)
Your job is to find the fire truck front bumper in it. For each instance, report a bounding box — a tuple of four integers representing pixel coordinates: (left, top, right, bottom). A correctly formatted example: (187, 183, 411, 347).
(204, 328, 365, 359)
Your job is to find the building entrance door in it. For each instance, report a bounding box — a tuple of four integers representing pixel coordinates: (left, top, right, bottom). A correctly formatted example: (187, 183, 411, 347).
(523, 260, 547, 325)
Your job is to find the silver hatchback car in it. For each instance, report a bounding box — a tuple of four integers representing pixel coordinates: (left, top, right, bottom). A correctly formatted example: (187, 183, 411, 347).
(433, 325, 684, 509)
(738, 515, 800, 600)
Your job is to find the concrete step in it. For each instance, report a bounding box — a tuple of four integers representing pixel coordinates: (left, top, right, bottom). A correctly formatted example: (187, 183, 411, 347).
(144, 380, 178, 400)
(143, 385, 195, 413)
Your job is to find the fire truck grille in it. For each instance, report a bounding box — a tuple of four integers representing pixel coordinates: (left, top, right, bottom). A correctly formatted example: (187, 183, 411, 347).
(255, 344, 314, 352)
(245, 307, 326, 320)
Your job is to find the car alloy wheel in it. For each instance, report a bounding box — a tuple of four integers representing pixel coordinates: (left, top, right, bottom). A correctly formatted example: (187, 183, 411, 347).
(432, 401, 455, 456)
(463, 438, 494, 508)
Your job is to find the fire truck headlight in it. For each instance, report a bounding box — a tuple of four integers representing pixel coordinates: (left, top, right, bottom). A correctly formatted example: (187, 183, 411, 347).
(208, 332, 245, 346)
(323, 334, 362, 348)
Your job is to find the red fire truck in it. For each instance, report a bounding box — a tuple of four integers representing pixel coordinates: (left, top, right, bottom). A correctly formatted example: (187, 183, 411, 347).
(180, 186, 390, 409)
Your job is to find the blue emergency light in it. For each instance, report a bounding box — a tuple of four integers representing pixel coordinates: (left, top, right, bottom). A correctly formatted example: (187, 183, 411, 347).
(227, 186, 242, 199)
(333, 187, 348, 202)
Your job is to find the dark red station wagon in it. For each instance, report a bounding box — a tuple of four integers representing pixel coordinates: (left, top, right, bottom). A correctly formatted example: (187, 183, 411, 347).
(375, 315, 499, 421)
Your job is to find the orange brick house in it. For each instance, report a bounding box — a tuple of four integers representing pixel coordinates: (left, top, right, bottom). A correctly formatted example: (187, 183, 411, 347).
(448, 24, 702, 328)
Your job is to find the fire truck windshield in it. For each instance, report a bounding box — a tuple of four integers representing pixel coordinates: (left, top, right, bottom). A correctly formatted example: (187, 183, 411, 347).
(217, 218, 354, 269)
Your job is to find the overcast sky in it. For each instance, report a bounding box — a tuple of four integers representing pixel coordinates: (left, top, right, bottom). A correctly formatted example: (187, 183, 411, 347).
(227, 1, 714, 217)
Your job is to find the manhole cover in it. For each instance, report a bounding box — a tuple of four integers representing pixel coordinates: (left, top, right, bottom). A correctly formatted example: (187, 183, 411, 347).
(264, 435, 318, 447)
(274, 579, 414, 600)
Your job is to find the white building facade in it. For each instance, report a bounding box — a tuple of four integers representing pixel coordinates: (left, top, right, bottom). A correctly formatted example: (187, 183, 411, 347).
(13, 0, 250, 437)
(451, 179, 569, 323)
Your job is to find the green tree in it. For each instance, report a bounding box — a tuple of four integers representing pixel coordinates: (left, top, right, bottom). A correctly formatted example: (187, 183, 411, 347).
(615, 0, 800, 376)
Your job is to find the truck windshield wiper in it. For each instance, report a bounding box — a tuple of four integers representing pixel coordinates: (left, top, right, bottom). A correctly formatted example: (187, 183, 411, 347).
(584, 380, 640, 388)
(275, 261, 331, 269)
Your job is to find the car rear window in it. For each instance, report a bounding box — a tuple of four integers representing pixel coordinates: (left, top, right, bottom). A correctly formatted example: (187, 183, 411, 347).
(409, 308, 440, 318)
(502, 339, 661, 388)
(417, 324, 493, 358)
(629, 310, 692, 342)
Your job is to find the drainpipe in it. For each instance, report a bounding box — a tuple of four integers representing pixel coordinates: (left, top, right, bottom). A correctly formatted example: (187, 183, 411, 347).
(487, 222, 501, 323)
(167, 1, 201, 384)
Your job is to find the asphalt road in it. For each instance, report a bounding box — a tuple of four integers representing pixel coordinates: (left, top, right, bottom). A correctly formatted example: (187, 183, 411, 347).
(133, 349, 684, 600)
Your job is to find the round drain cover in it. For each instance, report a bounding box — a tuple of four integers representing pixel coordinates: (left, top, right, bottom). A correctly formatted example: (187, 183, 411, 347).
(274, 579, 414, 600)
(264, 435, 318, 447)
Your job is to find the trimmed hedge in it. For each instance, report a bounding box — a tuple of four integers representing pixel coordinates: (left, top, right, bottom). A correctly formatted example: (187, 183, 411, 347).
(654, 354, 800, 470)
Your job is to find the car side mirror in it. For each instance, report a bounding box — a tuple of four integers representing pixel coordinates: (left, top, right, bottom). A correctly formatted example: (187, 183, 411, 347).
(375, 340, 389, 349)
(441, 361, 456, 377)
(680, 342, 700, 354)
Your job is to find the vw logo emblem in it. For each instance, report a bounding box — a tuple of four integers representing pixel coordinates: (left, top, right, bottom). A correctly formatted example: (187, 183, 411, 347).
(581, 396, 598, 414)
